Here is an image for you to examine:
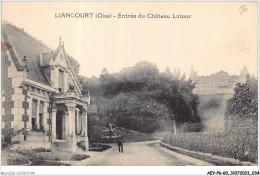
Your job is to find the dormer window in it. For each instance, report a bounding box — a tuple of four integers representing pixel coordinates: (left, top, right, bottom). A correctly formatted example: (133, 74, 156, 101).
(60, 54, 63, 60)
(58, 69, 64, 93)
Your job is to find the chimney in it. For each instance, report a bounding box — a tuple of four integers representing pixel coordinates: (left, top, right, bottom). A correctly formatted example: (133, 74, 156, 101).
(22, 56, 27, 65)
(22, 56, 28, 78)
(59, 37, 61, 46)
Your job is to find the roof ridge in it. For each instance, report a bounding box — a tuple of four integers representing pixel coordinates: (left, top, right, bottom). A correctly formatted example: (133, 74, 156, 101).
(3, 21, 53, 51)
(3, 21, 83, 88)
(2, 23, 24, 71)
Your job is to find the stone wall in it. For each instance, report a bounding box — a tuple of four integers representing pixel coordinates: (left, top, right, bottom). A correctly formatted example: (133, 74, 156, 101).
(1, 50, 24, 142)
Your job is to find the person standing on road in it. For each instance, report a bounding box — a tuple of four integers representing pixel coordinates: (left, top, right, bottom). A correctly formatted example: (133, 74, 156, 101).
(117, 134, 123, 153)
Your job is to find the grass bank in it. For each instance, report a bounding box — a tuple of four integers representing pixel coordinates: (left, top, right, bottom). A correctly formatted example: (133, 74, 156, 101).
(162, 132, 257, 163)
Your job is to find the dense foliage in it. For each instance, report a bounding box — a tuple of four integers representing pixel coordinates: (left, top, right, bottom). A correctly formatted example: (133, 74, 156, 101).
(163, 75, 258, 163)
(224, 75, 258, 162)
(225, 75, 258, 135)
(68, 56, 80, 75)
(81, 61, 203, 134)
(225, 75, 257, 120)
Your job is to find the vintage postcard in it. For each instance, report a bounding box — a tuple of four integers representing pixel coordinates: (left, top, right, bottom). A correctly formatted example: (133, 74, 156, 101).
(0, 1, 258, 175)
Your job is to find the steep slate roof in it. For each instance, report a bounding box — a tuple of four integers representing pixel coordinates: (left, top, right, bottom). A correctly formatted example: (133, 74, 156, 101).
(2, 22, 51, 85)
(2, 22, 84, 91)
(41, 52, 52, 66)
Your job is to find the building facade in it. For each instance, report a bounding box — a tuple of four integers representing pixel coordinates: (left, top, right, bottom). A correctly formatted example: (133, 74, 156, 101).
(190, 66, 249, 95)
(1, 22, 90, 152)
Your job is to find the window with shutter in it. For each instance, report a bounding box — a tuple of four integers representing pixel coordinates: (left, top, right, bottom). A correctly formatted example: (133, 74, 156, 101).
(32, 99, 38, 129)
(39, 102, 44, 114)
(32, 100, 37, 118)
(39, 102, 44, 130)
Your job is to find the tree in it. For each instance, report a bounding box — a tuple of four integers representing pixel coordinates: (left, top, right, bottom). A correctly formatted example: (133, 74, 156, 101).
(101, 68, 108, 75)
(98, 93, 170, 133)
(100, 68, 109, 82)
(118, 61, 159, 81)
(79, 75, 101, 98)
(224, 75, 257, 162)
(67, 56, 80, 75)
(82, 61, 203, 135)
(225, 75, 257, 120)
(225, 75, 258, 131)
(163, 67, 173, 79)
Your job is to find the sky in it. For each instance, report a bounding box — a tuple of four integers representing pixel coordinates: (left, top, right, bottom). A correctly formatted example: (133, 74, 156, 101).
(2, 2, 258, 78)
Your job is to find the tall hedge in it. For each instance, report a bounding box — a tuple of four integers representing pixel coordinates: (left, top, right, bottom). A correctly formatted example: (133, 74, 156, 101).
(224, 75, 258, 162)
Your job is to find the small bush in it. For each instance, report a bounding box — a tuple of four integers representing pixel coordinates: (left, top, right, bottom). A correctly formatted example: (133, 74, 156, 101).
(12, 140, 20, 144)
(15, 149, 37, 157)
(7, 158, 30, 165)
(89, 144, 111, 152)
(32, 147, 47, 153)
(15, 149, 38, 163)
(38, 153, 90, 161)
(12, 149, 74, 166)
(71, 154, 90, 161)
(5, 152, 30, 165)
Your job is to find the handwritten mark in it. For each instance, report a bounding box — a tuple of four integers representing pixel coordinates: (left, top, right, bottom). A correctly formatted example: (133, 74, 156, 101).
(239, 5, 248, 14)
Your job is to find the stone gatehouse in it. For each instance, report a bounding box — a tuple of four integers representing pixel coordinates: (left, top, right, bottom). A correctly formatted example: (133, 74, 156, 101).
(1, 22, 90, 152)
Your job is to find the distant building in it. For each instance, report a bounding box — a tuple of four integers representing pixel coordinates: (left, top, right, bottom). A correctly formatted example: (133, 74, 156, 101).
(190, 66, 249, 95)
(1, 22, 90, 152)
